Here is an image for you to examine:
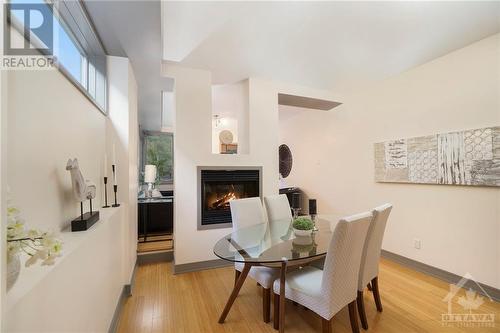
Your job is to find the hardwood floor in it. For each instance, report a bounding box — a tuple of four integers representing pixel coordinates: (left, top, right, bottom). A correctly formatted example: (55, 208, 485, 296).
(117, 258, 500, 332)
(137, 235, 173, 253)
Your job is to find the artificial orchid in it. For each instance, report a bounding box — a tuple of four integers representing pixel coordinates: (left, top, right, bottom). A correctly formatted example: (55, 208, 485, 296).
(7, 195, 62, 267)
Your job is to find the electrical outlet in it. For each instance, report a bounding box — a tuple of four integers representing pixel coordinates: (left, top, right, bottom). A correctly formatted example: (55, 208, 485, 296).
(413, 238, 421, 250)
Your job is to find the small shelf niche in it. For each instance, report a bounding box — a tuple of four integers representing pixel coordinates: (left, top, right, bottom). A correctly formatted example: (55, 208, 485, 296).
(211, 80, 249, 155)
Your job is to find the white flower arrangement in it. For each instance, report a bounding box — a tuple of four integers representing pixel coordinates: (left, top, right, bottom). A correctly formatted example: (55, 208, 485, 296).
(7, 196, 62, 267)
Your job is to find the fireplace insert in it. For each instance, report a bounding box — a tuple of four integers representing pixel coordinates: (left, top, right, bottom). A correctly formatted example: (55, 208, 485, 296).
(199, 169, 260, 228)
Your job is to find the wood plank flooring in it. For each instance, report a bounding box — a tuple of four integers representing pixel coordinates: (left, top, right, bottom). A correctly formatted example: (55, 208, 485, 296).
(117, 258, 500, 332)
(137, 235, 173, 253)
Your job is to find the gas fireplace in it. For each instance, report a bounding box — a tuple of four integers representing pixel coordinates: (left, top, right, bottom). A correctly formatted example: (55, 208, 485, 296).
(198, 168, 260, 229)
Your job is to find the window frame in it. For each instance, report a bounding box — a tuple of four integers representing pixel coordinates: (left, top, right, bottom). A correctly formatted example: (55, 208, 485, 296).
(141, 131, 174, 185)
(6, 0, 108, 115)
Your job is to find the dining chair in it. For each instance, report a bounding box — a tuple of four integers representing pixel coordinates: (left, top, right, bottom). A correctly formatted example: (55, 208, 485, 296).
(356, 203, 392, 330)
(229, 197, 280, 323)
(272, 211, 373, 333)
(264, 194, 293, 222)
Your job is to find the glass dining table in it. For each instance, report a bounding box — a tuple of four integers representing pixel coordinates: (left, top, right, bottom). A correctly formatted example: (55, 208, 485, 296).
(213, 215, 339, 332)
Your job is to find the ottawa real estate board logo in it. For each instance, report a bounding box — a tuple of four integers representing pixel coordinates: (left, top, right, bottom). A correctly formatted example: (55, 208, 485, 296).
(441, 273, 495, 328)
(2, 2, 55, 70)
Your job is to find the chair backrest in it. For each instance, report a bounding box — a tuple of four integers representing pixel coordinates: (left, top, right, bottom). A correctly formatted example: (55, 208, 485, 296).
(264, 194, 292, 222)
(230, 197, 267, 231)
(321, 211, 373, 317)
(358, 203, 392, 290)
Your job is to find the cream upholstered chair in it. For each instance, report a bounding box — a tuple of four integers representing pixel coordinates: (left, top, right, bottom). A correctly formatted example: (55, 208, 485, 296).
(356, 203, 392, 330)
(264, 194, 292, 222)
(272, 211, 373, 333)
(229, 197, 280, 323)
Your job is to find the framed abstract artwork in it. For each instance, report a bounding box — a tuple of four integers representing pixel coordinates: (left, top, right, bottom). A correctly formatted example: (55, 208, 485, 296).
(374, 126, 500, 186)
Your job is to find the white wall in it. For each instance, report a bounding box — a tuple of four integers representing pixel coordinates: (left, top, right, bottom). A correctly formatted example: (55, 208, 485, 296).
(107, 56, 139, 283)
(3, 54, 138, 330)
(7, 70, 106, 232)
(164, 64, 336, 266)
(279, 34, 500, 288)
(161, 91, 175, 132)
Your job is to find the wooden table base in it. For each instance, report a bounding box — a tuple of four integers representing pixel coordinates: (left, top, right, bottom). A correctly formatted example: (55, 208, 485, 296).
(218, 260, 288, 332)
(218, 263, 252, 323)
(279, 261, 287, 333)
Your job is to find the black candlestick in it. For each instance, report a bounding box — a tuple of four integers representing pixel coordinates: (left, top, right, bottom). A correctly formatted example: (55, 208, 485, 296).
(103, 177, 110, 208)
(309, 199, 318, 231)
(309, 199, 317, 215)
(292, 192, 300, 209)
(112, 184, 120, 207)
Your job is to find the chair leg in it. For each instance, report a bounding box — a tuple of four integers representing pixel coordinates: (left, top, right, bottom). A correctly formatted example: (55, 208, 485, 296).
(234, 270, 240, 286)
(357, 291, 368, 330)
(273, 292, 280, 330)
(321, 317, 332, 333)
(367, 282, 372, 291)
(371, 277, 383, 312)
(263, 288, 271, 323)
(348, 301, 360, 333)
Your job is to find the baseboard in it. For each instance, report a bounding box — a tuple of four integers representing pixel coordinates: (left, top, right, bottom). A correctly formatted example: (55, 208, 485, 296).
(173, 258, 232, 275)
(109, 260, 138, 333)
(137, 250, 174, 265)
(381, 250, 500, 302)
(124, 261, 138, 296)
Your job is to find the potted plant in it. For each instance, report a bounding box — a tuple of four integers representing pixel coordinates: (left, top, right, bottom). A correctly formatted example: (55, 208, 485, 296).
(292, 217, 314, 236)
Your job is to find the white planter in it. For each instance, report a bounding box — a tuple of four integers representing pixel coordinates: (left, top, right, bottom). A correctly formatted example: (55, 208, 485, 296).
(293, 228, 313, 237)
(7, 255, 21, 291)
(292, 234, 313, 246)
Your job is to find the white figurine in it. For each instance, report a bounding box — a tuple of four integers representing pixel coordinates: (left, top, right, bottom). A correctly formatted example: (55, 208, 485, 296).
(66, 158, 96, 205)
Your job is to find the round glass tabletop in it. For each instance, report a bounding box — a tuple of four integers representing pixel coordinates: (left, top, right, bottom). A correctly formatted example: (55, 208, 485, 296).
(213, 216, 337, 264)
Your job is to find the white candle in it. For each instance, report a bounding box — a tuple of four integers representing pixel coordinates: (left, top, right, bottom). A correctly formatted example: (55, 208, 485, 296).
(112, 144, 116, 165)
(104, 154, 108, 177)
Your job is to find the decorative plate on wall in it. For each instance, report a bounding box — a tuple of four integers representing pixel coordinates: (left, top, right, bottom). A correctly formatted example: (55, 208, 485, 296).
(279, 144, 293, 178)
(219, 130, 234, 144)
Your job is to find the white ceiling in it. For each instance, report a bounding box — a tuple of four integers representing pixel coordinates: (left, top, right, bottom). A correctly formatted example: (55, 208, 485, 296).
(85, 0, 174, 131)
(163, 1, 500, 93)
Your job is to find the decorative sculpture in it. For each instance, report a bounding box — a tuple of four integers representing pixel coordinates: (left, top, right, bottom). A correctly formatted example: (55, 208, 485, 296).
(66, 158, 99, 231)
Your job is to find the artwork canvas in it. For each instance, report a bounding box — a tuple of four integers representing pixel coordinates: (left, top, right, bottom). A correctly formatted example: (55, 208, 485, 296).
(374, 126, 500, 187)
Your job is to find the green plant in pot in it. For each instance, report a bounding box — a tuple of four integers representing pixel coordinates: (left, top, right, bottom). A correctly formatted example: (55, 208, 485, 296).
(292, 217, 314, 236)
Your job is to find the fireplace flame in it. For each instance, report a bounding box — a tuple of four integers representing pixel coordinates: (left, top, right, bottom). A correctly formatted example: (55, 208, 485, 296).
(211, 185, 239, 209)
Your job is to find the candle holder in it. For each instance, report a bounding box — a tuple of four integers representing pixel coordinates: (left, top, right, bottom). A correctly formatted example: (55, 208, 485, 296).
(311, 214, 318, 231)
(292, 208, 301, 219)
(102, 177, 110, 208)
(112, 184, 120, 207)
(292, 192, 301, 219)
(309, 199, 318, 231)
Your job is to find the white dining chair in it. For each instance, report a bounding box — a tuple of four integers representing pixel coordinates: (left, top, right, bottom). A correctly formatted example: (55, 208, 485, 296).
(272, 211, 373, 333)
(356, 203, 392, 330)
(230, 197, 280, 323)
(264, 194, 292, 222)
